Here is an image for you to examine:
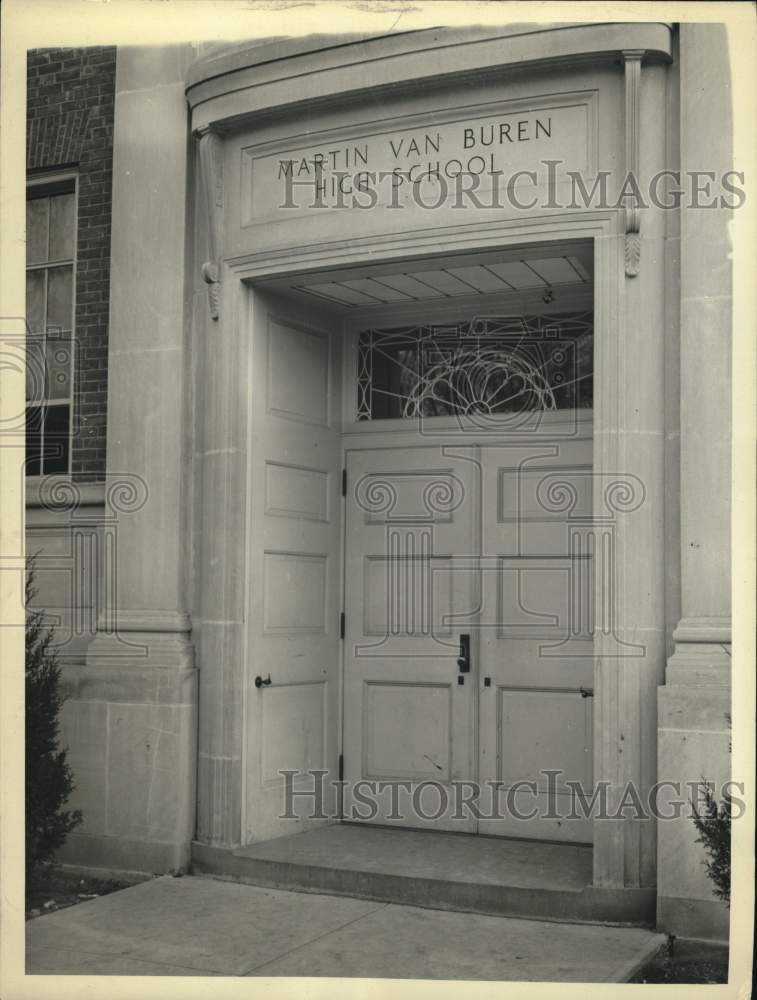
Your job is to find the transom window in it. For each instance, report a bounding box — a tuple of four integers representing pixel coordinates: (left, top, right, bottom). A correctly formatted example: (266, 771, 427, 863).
(26, 180, 76, 475)
(356, 313, 593, 420)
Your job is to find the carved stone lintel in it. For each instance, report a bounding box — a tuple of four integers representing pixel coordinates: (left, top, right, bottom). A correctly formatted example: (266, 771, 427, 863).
(195, 126, 224, 320)
(623, 50, 644, 278)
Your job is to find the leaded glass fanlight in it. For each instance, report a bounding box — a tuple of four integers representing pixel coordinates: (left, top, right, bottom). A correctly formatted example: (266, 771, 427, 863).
(356, 313, 593, 420)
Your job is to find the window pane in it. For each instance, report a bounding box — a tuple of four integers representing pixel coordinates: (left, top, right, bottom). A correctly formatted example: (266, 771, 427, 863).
(369, 341, 420, 419)
(26, 337, 46, 403)
(45, 336, 73, 400)
(26, 197, 49, 265)
(26, 270, 46, 334)
(26, 406, 42, 477)
(49, 192, 75, 261)
(46, 266, 73, 332)
(42, 403, 71, 474)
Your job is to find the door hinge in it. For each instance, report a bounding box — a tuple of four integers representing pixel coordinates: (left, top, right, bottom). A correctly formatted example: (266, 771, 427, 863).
(340, 611, 345, 639)
(341, 468, 347, 497)
(338, 753, 344, 782)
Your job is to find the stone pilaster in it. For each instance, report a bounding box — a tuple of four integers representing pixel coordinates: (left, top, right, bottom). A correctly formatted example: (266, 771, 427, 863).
(67, 45, 199, 874)
(190, 133, 247, 850)
(592, 59, 669, 893)
(657, 23, 732, 941)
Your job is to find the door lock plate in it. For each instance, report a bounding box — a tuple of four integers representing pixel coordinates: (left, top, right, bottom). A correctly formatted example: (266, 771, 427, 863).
(457, 634, 471, 673)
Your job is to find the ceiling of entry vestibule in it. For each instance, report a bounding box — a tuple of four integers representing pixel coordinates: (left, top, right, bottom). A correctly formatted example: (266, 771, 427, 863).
(293, 244, 594, 308)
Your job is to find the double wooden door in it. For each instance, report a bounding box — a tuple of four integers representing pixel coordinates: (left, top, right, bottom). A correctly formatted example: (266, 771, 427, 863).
(342, 434, 594, 842)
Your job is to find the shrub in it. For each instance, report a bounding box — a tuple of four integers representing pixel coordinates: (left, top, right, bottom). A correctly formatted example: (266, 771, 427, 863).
(692, 788, 731, 905)
(26, 565, 82, 876)
(691, 715, 731, 906)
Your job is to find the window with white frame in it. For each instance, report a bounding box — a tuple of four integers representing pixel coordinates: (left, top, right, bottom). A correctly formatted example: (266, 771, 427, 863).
(25, 179, 76, 476)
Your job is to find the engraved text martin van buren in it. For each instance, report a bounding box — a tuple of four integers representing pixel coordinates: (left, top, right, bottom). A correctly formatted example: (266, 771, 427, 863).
(277, 116, 554, 179)
(243, 103, 590, 218)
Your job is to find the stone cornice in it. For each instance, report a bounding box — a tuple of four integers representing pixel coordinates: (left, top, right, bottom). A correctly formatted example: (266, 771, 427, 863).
(186, 22, 673, 133)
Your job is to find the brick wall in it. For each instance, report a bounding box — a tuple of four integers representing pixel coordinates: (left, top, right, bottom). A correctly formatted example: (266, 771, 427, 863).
(27, 48, 116, 483)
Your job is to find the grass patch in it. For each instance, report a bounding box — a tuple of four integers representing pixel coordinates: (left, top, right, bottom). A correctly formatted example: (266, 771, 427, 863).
(26, 866, 147, 920)
(630, 938, 728, 984)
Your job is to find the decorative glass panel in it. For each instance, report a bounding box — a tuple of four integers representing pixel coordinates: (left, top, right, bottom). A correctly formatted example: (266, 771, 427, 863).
(357, 313, 593, 420)
(49, 192, 75, 261)
(26, 197, 49, 265)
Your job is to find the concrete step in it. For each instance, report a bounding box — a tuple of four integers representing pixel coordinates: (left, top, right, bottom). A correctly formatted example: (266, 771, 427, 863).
(191, 824, 656, 926)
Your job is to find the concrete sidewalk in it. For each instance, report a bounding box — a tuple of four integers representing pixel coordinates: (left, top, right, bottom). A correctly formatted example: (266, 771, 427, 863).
(26, 875, 665, 980)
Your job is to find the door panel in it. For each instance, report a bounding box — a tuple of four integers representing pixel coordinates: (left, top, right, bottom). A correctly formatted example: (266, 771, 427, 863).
(244, 289, 342, 843)
(342, 447, 480, 831)
(478, 439, 595, 842)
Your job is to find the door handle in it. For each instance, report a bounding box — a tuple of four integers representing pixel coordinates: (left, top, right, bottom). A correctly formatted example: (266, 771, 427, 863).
(457, 634, 471, 674)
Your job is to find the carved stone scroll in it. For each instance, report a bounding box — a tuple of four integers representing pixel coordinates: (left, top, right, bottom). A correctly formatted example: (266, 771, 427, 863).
(195, 126, 224, 319)
(623, 50, 644, 277)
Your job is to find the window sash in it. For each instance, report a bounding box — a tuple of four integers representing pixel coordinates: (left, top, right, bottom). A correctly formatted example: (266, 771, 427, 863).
(25, 179, 77, 477)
